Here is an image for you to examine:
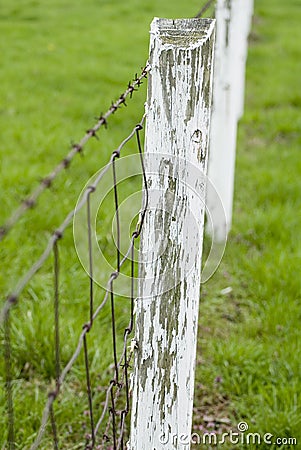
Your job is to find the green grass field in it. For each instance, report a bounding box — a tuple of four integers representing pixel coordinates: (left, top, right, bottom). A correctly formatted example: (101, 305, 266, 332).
(0, 0, 300, 448)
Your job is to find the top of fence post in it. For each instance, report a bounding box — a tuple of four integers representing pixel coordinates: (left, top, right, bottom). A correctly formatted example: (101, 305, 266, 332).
(129, 17, 215, 450)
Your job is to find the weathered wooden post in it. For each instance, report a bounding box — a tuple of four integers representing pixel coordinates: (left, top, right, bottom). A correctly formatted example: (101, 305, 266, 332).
(207, 0, 253, 241)
(129, 18, 215, 449)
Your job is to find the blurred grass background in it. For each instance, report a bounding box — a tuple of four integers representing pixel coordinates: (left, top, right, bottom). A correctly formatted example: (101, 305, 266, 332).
(194, 1, 301, 448)
(0, 0, 300, 448)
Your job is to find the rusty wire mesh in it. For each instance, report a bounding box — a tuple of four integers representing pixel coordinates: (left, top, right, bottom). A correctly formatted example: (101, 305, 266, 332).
(0, 65, 149, 243)
(0, 3, 217, 448)
(1, 112, 148, 449)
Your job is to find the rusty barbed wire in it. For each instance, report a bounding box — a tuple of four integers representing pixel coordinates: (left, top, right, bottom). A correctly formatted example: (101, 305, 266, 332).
(83, 120, 148, 450)
(2, 115, 148, 450)
(1, 5, 216, 448)
(0, 64, 150, 243)
(0, 116, 145, 328)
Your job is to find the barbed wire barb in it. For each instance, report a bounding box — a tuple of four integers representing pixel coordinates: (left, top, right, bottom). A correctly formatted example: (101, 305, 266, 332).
(1, 115, 147, 450)
(1, 4, 220, 448)
(0, 64, 150, 243)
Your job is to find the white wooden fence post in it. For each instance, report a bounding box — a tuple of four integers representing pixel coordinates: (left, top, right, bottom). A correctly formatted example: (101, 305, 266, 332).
(129, 18, 215, 450)
(233, 0, 254, 120)
(207, 0, 253, 241)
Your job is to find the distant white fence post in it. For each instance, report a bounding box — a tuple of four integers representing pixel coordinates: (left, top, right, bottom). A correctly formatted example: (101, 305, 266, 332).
(207, 0, 253, 241)
(233, 0, 254, 119)
(129, 18, 215, 450)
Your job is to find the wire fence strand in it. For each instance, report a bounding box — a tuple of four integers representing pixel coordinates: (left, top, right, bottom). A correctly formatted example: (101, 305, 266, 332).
(4, 310, 15, 450)
(0, 115, 145, 327)
(1, 5, 216, 448)
(2, 114, 148, 450)
(53, 241, 61, 385)
(194, 0, 215, 18)
(0, 65, 150, 243)
(83, 333, 95, 448)
(50, 404, 59, 450)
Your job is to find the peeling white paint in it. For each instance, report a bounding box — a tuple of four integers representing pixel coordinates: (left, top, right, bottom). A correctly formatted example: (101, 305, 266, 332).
(129, 18, 215, 450)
